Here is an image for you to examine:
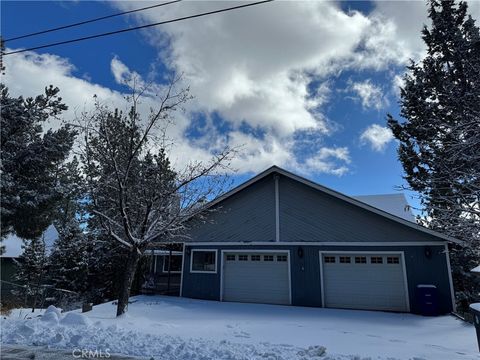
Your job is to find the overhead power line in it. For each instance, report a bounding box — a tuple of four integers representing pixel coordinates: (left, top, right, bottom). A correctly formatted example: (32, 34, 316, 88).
(4, 0, 182, 43)
(3, 0, 274, 56)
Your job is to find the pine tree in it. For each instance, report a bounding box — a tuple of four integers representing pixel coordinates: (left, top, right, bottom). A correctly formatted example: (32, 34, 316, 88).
(388, 0, 480, 311)
(15, 235, 49, 311)
(49, 218, 89, 293)
(0, 84, 77, 241)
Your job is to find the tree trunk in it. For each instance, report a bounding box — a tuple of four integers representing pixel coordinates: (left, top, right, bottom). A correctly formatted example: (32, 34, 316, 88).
(116, 248, 141, 317)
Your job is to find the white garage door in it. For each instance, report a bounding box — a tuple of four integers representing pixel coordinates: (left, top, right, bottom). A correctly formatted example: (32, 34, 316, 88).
(321, 253, 409, 312)
(222, 252, 290, 305)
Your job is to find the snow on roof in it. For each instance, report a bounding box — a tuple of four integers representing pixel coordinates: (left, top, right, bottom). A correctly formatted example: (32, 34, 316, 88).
(1, 225, 58, 258)
(471, 265, 480, 273)
(353, 193, 416, 223)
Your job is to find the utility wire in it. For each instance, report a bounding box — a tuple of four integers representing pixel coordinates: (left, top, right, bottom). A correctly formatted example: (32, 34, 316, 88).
(4, 0, 182, 43)
(3, 0, 274, 56)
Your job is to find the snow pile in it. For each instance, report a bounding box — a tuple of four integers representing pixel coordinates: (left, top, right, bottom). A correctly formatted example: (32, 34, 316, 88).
(1, 296, 478, 360)
(2, 315, 364, 360)
(59, 312, 91, 326)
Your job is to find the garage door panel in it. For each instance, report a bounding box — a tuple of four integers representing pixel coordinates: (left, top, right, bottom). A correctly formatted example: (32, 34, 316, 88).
(322, 253, 408, 312)
(223, 252, 290, 305)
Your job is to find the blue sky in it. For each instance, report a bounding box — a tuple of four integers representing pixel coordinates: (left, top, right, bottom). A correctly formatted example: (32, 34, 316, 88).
(2, 1, 479, 214)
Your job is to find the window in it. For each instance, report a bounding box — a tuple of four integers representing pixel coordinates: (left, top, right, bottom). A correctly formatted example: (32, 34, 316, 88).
(339, 256, 351, 264)
(277, 255, 287, 262)
(371, 256, 383, 264)
(191, 250, 217, 273)
(251, 255, 261, 261)
(162, 254, 182, 273)
(226, 254, 236, 261)
(238, 255, 248, 261)
(387, 256, 400, 264)
(263, 255, 274, 261)
(355, 256, 367, 264)
(324, 256, 336, 263)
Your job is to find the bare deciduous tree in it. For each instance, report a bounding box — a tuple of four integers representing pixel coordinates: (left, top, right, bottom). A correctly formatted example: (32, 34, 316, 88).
(77, 76, 235, 316)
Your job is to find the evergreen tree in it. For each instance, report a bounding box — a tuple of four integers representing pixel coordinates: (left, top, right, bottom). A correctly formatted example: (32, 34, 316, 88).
(388, 0, 480, 310)
(15, 235, 49, 311)
(49, 218, 89, 293)
(0, 85, 77, 241)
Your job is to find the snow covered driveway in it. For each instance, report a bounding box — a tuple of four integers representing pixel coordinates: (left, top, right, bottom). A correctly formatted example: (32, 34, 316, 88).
(1, 295, 478, 360)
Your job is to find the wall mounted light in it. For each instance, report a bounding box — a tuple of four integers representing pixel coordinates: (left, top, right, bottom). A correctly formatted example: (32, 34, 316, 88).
(424, 246, 432, 259)
(297, 246, 304, 258)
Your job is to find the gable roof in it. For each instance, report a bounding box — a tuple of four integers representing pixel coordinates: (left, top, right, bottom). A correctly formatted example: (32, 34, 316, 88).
(205, 166, 462, 245)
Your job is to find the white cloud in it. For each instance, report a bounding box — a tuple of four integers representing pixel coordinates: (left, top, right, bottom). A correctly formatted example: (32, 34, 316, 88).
(129, 1, 373, 137)
(15, 0, 477, 177)
(392, 74, 405, 97)
(304, 147, 351, 176)
(349, 80, 388, 110)
(360, 124, 394, 152)
(3, 51, 352, 177)
(2, 51, 126, 127)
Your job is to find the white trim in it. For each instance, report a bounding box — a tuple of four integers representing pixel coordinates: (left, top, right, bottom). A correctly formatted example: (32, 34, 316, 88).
(319, 250, 411, 312)
(275, 175, 280, 242)
(219, 249, 292, 305)
(400, 251, 411, 312)
(444, 244, 457, 312)
(189, 249, 218, 274)
(149, 250, 183, 256)
(179, 243, 185, 297)
(154, 254, 158, 274)
(193, 166, 462, 245)
(186, 241, 447, 247)
(287, 250, 292, 305)
(162, 254, 182, 274)
(319, 252, 325, 307)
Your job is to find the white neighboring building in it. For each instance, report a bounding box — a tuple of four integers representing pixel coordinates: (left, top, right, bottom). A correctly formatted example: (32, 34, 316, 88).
(1, 225, 58, 258)
(353, 193, 416, 222)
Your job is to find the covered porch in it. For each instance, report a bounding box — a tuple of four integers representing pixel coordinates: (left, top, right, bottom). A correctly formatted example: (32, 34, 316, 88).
(143, 243, 183, 296)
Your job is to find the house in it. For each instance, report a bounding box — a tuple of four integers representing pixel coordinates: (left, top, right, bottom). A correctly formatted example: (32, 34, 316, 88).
(176, 166, 458, 314)
(0, 225, 58, 294)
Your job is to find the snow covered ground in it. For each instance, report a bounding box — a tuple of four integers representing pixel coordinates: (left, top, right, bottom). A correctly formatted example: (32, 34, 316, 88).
(1, 295, 478, 360)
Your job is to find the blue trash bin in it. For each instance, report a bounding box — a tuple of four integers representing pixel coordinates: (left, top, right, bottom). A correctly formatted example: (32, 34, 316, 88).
(415, 284, 438, 316)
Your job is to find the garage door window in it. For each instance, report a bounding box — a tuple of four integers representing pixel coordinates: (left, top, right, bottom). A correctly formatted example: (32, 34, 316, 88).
(239, 255, 248, 261)
(324, 256, 336, 263)
(355, 256, 367, 264)
(191, 250, 217, 273)
(277, 255, 287, 262)
(251, 255, 261, 261)
(325, 256, 335, 264)
(371, 256, 383, 264)
(264, 255, 274, 261)
(226, 255, 236, 261)
(387, 256, 400, 264)
(339, 256, 351, 264)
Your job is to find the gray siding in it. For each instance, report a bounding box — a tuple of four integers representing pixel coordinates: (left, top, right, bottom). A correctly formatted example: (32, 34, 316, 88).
(188, 176, 276, 242)
(186, 173, 445, 245)
(278, 176, 442, 243)
(181, 244, 453, 314)
(181, 249, 220, 300)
